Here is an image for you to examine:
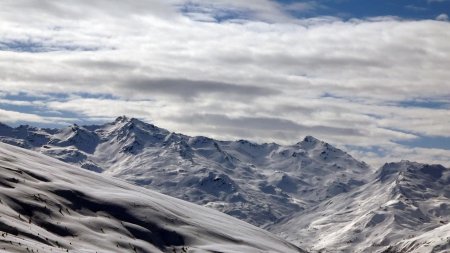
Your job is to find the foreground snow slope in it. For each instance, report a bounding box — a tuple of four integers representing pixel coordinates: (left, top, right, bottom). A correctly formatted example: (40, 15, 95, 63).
(0, 142, 306, 253)
(269, 161, 450, 253)
(0, 117, 369, 227)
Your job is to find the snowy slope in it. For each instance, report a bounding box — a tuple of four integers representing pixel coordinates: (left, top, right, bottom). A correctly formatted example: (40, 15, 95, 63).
(269, 161, 450, 253)
(0, 117, 370, 227)
(384, 223, 450, 253)
(0, 142, 306, 253)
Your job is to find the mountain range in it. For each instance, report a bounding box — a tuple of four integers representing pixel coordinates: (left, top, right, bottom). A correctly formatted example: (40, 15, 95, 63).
(0, 116, 449, 252)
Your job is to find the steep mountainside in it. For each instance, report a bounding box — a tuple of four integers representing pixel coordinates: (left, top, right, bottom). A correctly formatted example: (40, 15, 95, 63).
(269, 161, 450, 253)
(0, 142, 305, 253)
(0, 116, 369, 227)
(384, 223, 450, 253)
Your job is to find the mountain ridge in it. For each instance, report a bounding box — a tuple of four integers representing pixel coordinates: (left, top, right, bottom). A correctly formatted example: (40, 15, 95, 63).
(269, 161, 450, 252)
(1, 116, 449, 252)
(0, 116, 371, 227)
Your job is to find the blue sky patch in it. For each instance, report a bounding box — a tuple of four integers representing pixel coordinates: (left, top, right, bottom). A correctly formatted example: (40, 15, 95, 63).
(0, 40, 101, 53)
(396, 135, 450, 150)
(278, 0, 449, 20)
(181, 0, 450, 22)
(398, 99, 450, 109)
(345, 145, 389, 157)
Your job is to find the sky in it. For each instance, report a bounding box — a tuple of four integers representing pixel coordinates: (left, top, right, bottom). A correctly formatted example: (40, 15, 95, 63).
(0, 0, 449, 167)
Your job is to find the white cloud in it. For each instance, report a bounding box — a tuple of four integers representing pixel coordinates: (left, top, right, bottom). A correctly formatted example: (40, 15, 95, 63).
(350, 144, 450, 168)
(0, 1, 449, 167)
(436, 13, 449, 21)
(176, 0, 296, 22)
(283, 2, 321, 12)
(0, 108, 70, 125)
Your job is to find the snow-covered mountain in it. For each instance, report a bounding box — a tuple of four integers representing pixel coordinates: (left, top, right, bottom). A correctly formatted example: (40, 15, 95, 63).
(0, 117, 370, 227)
(385, 223, 450, 253)
(269, 161, 450, 253)
(1, 117, 449, 253)
(0, 142, 306, 253)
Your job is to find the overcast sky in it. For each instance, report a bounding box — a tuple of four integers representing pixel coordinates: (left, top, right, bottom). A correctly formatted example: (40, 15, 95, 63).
(0, 0, 449, 167)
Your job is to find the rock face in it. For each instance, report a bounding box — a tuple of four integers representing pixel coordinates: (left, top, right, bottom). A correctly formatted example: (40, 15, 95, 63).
(0, 117, 369, 227)
(0, 142, 306, 253)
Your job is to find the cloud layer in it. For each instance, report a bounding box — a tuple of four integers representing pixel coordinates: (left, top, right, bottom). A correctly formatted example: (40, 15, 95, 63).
(1, 0, 450, 167)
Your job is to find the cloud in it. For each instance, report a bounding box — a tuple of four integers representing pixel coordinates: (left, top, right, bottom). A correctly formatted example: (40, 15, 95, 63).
(0, 108, 75, 126)
(282, 2, 324, 13)
(0, 109, 46, 124)
(405, 5, 428, 12)
(350, 144, 450, 168)
(177, 0, 295, 22)
(436, 13, 449, 21)
(174, 112, 363, 136)
(120, 77, 279, 99)
(1, 0, 177, 22)
(0, 1, 449, 167)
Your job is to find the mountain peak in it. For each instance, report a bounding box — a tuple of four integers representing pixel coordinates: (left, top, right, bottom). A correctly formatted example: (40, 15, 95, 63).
(115, 115, 132, 123)
(294, 135, 318, 147)
(0, 122, 12, 129)
(112, 116, 144, 131)
(71, 123, 79, 131)
(62, 123, 88, 135)
(297, 135, 330, 149)
(113, 116, 153, 129)
(377, 160, 448, 182)
(377, 161, 416, 181)
(303, 135, 321, 143)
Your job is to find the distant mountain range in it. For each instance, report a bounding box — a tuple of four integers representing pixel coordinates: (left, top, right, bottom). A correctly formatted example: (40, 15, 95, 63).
(1, 116, 449, 253)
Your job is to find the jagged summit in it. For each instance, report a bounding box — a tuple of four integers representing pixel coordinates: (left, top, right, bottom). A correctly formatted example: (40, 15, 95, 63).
(108, 116, 165, 134)
(293, 135, 322, 148)
(113, 115, 149, 126)
(298, 135, 339, 151)
(51, 124, 99, 154)
(111, 116, 143, 129)
(302, 135, 321, 143)
(115, 115, 131, 122)
(377, 160, 448, 182)
(377, 160, 417, 182)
